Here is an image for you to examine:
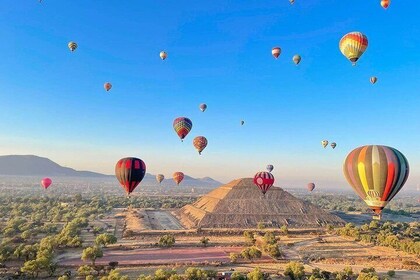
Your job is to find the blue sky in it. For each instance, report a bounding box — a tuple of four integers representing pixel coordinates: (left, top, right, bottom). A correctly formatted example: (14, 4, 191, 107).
(0, 1, 418, 188)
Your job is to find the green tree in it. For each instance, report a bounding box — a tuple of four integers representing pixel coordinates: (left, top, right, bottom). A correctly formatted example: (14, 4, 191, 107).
(243, 231, 256, 245)
(154, 269, 176, 280)
(284, 261, 305, 280)
(82, 246, 103, 266)
(241, 247, 262, 262)
(95, 233, 117, 248)
(263, 232, 276, 245)
(101, 269, 129, 280)
(247, 267, 264, 280)
(21, 259, 42, 278)
(356, 272, 380, 280)
(199, 236, 209, 247)
(77, 265, 95, 277)
(185, 267, 213, 280)
(231, 272, 246, 280)
(229, 252, 240, 263)
(280, 225, 289, 235)
(257, 222, 266, 229)
(158, 234, 176, 247)
(264, 244, 282, 259)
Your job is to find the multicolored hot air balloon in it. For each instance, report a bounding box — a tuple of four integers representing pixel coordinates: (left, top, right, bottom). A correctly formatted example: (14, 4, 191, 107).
(115, 157, 146, 196)
(156, 174, 164, 184)
(370, 77, 378, 84)
(339, 32, 368, 65)
(41, 178, 52, 189)
(307, 182, 315, 192)
(343, 145, 409, 218)
(160, 51, 167, 60)
(266, 164, 274, 173)
(241, 120, 245, 126)
(68, 41, 78, 52)
(173, 172, 184, 185)
(104, 82, 112, 91)
(272, 47, 281, 59)
(193, 136, 208, 155)
(254, 171, 275, 195)
(321, 140, 329, 148)
(173, 117, 192, 142)
(292, 55, 301, 65)
(199, 103, 207, 112)
(381, 0, 390, 9)
(331, 142, 337, 149)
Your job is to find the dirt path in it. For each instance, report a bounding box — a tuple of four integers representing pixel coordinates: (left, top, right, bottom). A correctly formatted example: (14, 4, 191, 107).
(146, 210, 184, 230)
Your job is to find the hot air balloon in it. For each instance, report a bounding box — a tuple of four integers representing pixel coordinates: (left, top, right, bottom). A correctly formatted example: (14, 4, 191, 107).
(193, 136, 208, 155)
(370, 77, 378, 84)
(241, 120, 245, 126)
(199, 103, 207, 112)
(266, 164, 274, 173)
(381, 0, 390, 9)
(104, 82, 112, 91)
(254, 172, 275, 195)
(173, 172, 184, 185)
(321, 140, 329, 148)
(289, 0, 295, 4)
(343, 145, 409, 219)
(307, 183, 315, 192)
(272, 47, 281, 59)
(115, 157, 146, 196)
(331, 142, 337, 149)
(160, 51, 167, 60)
(173, 117, 192, 142)
(339, 32, 368, 65)
(292, 55, 301, 65)
(41, 178, 52, 189)
(156, 174, 164, 184)
(68, 41, 78, 52)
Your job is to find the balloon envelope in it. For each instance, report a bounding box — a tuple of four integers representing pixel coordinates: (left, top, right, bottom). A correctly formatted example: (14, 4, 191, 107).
(104, 82, 112, 91)
(41, 178, 52, 189)
(241, 120, 245, 126)
(343, 145, 409, 215)
(331, 142, 337, 149)
(199, 103, 207, 112)
(292, 55, 301, 65)
(321, 140, 329, 148)
(156, 174, 165, 184)
(68, 41, 77, 52)
(173, 117, 192, 141)
(254, 171, 275, 195)
(307, 183, 315, 192)
(339, 32, 368, 65)
(266, 164, 274, 172)
(115, 157, 146, 195)
(160, 51, 167, 60)
(193, 136, 208, 155)
(272, 47, 281, 59)
(370, 77, 377, 84)
(381, 0, 390, 9)
(173, 172, 184, 185)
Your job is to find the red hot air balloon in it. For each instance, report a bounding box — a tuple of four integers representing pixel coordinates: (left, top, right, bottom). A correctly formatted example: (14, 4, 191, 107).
(173, 172, 184, 185)
(193, 136, 208, 155)
(254, 171, 275, 195)
(41, 178, 52, 189)
(272, 47, 281, 59)
(381, 0, 390, 9)
(199, 103, 207, 112)
(104, 82, 112, 91)
(307, 183, 315, 192)
(115, 157, 146, 196)
(173, 117, 192, 142)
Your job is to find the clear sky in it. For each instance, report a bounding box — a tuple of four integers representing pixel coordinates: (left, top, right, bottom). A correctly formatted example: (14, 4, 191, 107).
(0, 1, 418, 188)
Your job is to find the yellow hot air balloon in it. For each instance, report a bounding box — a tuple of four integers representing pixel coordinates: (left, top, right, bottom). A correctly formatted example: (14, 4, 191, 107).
(321, 140, 329, 148)
(160, 51, 167, 60)
(68, 41, 78, 52)
(292, 55, 301, 65)
(339, 32, 368, 65)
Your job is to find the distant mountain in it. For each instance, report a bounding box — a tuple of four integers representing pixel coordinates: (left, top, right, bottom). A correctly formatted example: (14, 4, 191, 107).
(0, 155, 223, 187)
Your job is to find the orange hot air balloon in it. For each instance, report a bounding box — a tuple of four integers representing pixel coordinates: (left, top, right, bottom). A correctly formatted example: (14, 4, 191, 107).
(104, 82, 112, 91)
(381, 0, 390, 9)
(41, 178, 52, 189)
(193, 136, 208, 155)
(370, 77, 378, 84)
(173, 172, 184, 185)
(160, 51, 167, 60)
(272, 47, 281, 59)
(339, 32, 368, 65)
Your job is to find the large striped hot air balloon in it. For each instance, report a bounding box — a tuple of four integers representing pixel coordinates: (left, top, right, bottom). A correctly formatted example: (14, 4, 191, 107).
(173, 117, 192, 142)
(272, 47, 281, 59)
(115, 157, 146, 196)
(343, 145, 409, 218)
(104, 82, 112, 91)
(339, 32, 368, 65)
(156, 174, 164, 184)
(307, 182, 315, 192)
(41, 178, 52, 189)
(68, 41, 78, 52)
(193, 136, 208, 155)
(173, 172, 184, 185)
(254, 171, 275, 195)
(381, 0, 390, 9)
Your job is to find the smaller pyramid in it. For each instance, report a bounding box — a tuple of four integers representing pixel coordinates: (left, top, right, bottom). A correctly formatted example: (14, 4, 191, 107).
(176, 178, 345, 228)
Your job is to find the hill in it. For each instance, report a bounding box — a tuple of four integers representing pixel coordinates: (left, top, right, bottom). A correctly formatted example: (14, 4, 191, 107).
(176, 178, 345, 228)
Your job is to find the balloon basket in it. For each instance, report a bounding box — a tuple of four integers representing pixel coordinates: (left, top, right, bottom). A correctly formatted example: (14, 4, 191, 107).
(372, 214, 381, 220)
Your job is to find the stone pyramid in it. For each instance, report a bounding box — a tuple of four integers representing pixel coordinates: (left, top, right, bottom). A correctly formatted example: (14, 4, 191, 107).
(176, 178, 345, 228)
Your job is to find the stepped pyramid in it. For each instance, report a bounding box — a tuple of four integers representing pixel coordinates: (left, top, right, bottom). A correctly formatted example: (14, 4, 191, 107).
(176, 178, 345, 228)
